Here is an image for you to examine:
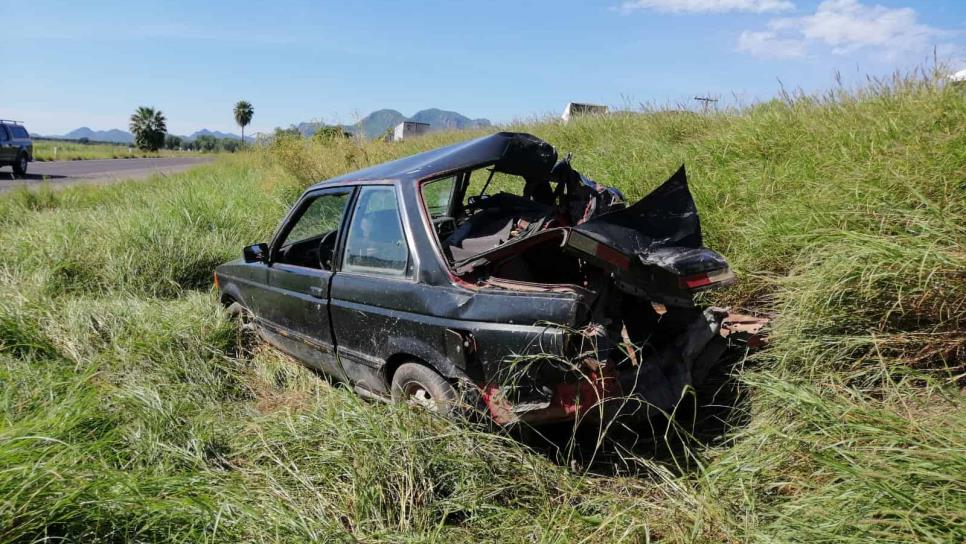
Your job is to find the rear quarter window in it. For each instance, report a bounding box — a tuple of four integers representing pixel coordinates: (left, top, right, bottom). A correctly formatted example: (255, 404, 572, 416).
(342, 186, 410, 277)
(11, 127, 29, 139)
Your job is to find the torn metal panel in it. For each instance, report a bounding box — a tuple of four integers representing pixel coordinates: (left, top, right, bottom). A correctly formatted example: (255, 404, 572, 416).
(573, 165, 702, 253)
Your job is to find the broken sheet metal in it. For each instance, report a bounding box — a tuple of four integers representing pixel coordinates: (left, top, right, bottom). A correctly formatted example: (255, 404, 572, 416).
(572, 165, 702, 255)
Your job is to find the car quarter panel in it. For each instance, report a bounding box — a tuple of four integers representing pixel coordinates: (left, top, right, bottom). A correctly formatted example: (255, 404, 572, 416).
(328, 272, 576, 393)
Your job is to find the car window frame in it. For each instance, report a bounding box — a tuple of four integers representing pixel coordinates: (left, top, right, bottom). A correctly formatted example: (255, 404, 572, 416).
(0, 126, 9, 142)
(420, 174, 459, 219)
(336, 183, 416, 281)
(268, 186, 356, 270)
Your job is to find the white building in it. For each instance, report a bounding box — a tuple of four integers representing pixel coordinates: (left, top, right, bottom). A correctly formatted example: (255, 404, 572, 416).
(561, 102, 609, 123)
(391, 121, 430, 141)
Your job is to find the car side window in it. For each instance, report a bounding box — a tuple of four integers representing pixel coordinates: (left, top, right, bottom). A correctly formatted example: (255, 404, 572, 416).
(275, 191, 351, 270)
(421, 175, 456, 219)
(0, 127, 8, 142)
(342, 186, 409, 277)
(12, 127, 28, 139)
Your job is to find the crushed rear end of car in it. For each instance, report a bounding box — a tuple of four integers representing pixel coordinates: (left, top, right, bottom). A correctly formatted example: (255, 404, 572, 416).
(423, 134, 767, 425)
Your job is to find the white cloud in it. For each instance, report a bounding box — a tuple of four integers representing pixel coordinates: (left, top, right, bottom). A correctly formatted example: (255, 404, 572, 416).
(619, 0, 794, 14)
(737, 30, 807, 58)
(738, 0, 956, 60)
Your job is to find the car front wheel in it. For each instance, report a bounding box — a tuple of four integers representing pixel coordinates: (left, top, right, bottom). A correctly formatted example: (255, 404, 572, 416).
(226, 301, 258, 351)
(391, 362, 459, 416)
(12, 154, 27, 177)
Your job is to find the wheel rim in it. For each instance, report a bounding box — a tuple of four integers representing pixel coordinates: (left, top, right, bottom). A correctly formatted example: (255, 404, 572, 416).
(403, 382, 438, 411)
(19, 157, 26, 171)
(236, 309, 256, 334)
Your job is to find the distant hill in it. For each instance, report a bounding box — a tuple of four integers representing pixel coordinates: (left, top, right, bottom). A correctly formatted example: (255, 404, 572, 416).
(407, 108, 491, 132)
(349, 109, 409, 139)
(48, 127, 250, 144)
(297, 108, 490, 140)
(57, 127, 134, 144)
(186, 129, 249, 142)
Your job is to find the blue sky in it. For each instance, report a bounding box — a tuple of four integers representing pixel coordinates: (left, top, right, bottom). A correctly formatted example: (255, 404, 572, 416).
(4, 0, 964, 136)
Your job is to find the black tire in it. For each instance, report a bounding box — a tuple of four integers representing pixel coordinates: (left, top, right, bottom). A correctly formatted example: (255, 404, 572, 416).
(12, 154, 27, 177)
(391, 362, 459, 415)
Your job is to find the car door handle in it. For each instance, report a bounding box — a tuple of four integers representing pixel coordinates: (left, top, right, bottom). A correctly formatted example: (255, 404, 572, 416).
(309, 286, 326, 299)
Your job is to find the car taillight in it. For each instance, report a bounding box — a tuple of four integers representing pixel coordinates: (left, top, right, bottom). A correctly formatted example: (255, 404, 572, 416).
(213, 272, 220, 289)
(678, 268, 734, 290)
(567, 232, 631, 271)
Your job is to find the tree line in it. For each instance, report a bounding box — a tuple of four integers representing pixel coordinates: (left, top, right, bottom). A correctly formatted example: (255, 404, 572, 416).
(163, 134, 243, 152)
(129, 101, 254, 152)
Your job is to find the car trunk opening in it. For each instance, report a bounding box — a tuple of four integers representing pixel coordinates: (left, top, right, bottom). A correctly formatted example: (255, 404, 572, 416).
(421, 151, 762, 424)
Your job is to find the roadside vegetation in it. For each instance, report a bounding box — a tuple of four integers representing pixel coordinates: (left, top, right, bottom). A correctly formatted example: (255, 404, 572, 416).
(129, 106, 167, 151)
(32, 138, 240, 161)
(0, 71, 962, 542)
(31, 139, 192, 161)
(234, 100, 255, 145)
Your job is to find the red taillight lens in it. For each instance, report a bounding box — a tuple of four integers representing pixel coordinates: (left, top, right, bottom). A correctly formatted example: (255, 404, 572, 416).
(213, 272, 220, 289)
(679, 268, 734, 290)
(680, 273, 712, 289)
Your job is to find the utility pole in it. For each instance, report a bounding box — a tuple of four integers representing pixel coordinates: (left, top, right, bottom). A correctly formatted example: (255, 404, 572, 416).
(694, 96, 719, 113)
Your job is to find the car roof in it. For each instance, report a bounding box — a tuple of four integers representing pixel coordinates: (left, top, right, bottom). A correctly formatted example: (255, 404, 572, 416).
(308, 131, 557, 189)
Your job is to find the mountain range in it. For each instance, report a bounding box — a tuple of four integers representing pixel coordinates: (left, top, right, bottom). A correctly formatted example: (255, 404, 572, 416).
(45, 127, 250, 144)
(46, 107, 491, 144)
(298, 108, 491, 139)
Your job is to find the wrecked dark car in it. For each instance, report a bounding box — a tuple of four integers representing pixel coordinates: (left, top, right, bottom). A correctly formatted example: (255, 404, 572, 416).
(215, 132, 764, 425)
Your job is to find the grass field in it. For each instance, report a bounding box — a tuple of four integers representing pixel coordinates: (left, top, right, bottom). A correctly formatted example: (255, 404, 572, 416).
(32, 139, 199, 161)
(1, 72, 963, 542)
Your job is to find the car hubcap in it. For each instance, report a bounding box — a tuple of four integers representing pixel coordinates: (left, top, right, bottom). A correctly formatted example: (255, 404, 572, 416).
(20, 158, 26, 170)
(404, 383, 437, 411)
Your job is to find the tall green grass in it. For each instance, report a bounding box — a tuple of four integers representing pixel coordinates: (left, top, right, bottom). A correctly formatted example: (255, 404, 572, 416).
(32, 140, 200, 161)
(0, 72, 963, 542)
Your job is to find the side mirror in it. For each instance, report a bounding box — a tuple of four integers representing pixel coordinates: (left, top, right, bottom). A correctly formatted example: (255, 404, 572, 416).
(243, 243, 269, 263)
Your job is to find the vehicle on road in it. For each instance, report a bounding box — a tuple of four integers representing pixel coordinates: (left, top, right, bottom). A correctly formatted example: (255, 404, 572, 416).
(0, 120, 33, 176)
(214, 132, 765, 425)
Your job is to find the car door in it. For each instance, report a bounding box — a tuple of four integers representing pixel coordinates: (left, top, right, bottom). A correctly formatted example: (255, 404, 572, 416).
(255, 187, 354, 381)
(329, 184, 417, 394)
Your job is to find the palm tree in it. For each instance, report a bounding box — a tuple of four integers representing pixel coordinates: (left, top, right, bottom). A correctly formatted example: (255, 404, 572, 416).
(233, 101, 254, 145)
(129, 107, 167, 151)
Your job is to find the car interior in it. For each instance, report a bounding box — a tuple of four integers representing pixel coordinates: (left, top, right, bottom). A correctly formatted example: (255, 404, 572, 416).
(422, 167, 553, 262)
(273, 187, 409, 276)
(420, 162, 626, 286)
(273, 193, 349, 270)
(274, 230, 338, 269)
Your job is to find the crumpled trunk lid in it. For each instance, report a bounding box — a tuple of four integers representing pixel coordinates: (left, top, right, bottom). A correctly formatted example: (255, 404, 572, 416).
(564, 165, 733, 305)
(573, 165, 703, 251)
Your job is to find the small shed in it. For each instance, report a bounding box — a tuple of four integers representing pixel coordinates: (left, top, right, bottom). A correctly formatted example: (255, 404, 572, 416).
(561, 102, 609, 123)
(391, 121, 430, 141)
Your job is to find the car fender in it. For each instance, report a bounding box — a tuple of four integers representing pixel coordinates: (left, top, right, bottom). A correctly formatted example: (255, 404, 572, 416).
(218, 279, 248, 308)
(383, 333, 471, 382)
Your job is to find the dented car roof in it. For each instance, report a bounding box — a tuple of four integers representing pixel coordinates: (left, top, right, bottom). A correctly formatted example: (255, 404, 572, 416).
(311, 132, 557, 187)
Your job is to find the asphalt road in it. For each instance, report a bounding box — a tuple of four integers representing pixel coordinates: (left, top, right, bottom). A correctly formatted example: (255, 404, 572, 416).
(0, 157, 215, 191)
